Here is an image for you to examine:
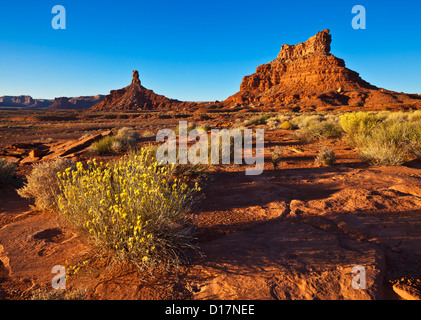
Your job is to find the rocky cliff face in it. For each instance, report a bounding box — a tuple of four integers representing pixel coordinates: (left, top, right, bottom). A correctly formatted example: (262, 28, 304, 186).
(47, 95, 105, 110)
(0, 95, 39, 108)
(91, 70, 196, 111)
(225, 29, 421, 110)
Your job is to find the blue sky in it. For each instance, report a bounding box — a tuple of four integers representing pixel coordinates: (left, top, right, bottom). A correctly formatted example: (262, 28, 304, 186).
(0, 0, 420, 101)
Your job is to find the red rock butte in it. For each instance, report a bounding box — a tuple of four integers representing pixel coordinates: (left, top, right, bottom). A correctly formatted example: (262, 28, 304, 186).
(92, 30, 421, 112)
(91, 70, 196, 111)
(225, 29, 421, 111)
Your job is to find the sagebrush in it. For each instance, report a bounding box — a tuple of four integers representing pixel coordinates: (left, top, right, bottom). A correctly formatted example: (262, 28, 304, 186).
(17, 158, 75, 211)
(57, 149, 201, 271)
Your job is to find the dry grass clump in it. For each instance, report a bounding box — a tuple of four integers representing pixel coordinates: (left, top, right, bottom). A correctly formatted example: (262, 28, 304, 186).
(0, 158, 17, 184)
(294, 121, 343, 142)
(355, 121, 421, 166)
(31, 287, 86, 300)
(271, 146, 283, 170)
(315, 147, 336, 167)
(340, 111, 421, 166)
(17, 158, 75, 212)
(90, 127, 139, 154)
(57, 149, 201, 271)
(244, 114, 271, 126)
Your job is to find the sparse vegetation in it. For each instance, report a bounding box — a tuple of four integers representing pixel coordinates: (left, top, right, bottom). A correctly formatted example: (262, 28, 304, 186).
(339, 111, 421, 166)
(17, 158, 75, 212)
(90, 127, 139, 154)
(90, 135, 115, 154)
(244, 114, 271, 126)
(271, 146, 283, 170)
(31, 287, 87, 300)
(294, 120, 343, 142)
(57, 149, 201, 271)
(0, 158, 17, 184)
(315, 147, 336, 167)
(354, 121, 421, 166)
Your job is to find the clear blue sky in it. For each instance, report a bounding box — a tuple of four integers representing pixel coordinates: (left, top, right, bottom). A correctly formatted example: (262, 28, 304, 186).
(0, 0, 420, 101)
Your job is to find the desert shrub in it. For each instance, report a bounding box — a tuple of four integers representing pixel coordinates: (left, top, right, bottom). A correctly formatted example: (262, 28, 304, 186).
(142, 130, 155, 138)
(408, 110, 421, 122)
(132, 146, 210, 183)
(244, 114, 271, 126)
(294, 121, 343, 142)
(265, 114, 292, 130)
(315, 147, 336, 167)
(354, 121, 421, 166)
(115, 127, 139, 148)
(271, 146, 283, 170)
(90, 135, 115, 154)
(90, 127, 139, 154)
(57, 150, 201, 271)
(290, 114, 324, 129)
(339, 112, 382, 140)
(197, 124, 211, 132)
(280, 121, 293, 130)
(0, 159, 17, 184)
(359, 141, 408, 166)
(17, 158, 75, 212)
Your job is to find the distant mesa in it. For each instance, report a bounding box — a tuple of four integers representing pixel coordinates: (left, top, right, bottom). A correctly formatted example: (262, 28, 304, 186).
(224, 29, 421, 111)
(0, 95, 52, 109)
(0, 94, 104, 110)
(47, 95, 105, 110)
(91, 70, 196, 111)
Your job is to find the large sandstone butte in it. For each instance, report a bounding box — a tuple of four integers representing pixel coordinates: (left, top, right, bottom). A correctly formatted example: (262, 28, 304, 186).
(225, 29, 421, 111)
(91, 70, 196, 111)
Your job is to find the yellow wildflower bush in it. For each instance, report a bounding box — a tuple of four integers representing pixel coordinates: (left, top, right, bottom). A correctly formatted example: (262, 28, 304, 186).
(57, 148, 201, 271)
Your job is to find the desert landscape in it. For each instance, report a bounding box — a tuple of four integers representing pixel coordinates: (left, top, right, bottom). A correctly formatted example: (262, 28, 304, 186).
(1, 28, 421, 303)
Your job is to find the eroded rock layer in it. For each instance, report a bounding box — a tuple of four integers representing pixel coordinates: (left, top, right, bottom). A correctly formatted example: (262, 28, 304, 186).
(225, 29, 421, 110)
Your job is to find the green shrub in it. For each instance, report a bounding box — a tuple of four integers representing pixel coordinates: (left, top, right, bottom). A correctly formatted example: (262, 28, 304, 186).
(17, 158, 75, 212)
(339, 112, 382, 139)
(0, 159, 17, 184)
(315, 147, 336, 167)
(57, 150, 201, 271)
